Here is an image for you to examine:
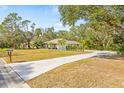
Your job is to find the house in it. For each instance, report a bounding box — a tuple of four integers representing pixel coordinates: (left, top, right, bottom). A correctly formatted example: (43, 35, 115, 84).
(43, 38, 80, 50)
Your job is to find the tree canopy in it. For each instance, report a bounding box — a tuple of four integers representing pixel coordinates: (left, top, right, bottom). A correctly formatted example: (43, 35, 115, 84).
(59, 5, 124, 52)
(59, 6, 124, 30)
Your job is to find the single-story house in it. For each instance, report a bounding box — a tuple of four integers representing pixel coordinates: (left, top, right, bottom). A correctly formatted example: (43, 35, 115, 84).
(43, 38, 80, 50)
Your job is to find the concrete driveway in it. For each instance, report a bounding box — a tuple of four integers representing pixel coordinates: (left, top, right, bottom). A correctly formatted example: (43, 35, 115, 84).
(9, 51, 116, 81)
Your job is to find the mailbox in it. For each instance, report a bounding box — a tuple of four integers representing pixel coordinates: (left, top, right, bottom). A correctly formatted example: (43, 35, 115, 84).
(7, 48, 13, 63)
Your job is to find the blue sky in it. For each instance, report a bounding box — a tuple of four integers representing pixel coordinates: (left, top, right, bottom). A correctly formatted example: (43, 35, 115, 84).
(0, 5, 85, 31)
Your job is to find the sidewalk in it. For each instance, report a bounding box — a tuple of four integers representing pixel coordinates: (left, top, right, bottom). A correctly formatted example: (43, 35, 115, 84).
(0, 58, 30, 88)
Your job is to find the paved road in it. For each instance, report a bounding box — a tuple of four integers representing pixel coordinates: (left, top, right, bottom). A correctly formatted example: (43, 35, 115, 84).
(9, 51, 116, 81)
(0, 59, 30, 88)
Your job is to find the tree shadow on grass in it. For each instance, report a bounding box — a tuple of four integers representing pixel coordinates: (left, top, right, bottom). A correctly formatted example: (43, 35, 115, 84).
(96, 53, 124, 60)
(0, 62, 35, 87)
(9, 62, 35, 81)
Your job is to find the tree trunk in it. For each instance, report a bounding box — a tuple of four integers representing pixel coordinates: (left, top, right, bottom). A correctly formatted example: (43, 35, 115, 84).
(27, 41, 31, 49)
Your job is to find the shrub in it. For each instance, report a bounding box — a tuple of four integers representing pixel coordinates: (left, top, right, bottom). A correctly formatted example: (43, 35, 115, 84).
(117, 43, 124, 55)
(66, 45, 83, 51)
(33, 39, 44, 49)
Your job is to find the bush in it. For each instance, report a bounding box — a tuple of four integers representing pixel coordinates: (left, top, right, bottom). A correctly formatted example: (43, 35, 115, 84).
(117, 43, 124, 55)
(66, 45, 83, 51)
(33, 39, 44, 49)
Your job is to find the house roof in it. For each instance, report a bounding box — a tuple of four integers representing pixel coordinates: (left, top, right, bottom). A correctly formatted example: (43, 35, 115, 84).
(45, 38, 80, 45)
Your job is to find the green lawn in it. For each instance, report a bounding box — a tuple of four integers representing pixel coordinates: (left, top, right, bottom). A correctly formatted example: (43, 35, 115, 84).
(1, 49, 86, 63)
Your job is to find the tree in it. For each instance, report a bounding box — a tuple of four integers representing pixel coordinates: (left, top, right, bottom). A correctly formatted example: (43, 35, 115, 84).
(24, 31, 33, 49)
(56, 30, 69, 39)
(0, 12, 37, 49)
(1, 13, 24, 48)
(2, 13, 22, 32)
(34, 28, 42, 38)
(31, 22, 36, 32)
(33, 39, 44, 49)
(33, 28, 44, 49)
(59, 6, 124, 30)
(0, 24, 4, 33)
(59, 5, 124, 51)
(11, 30, 25, 48)
(21, 20, 31, 32)
(44, 27, 56, 40)
(22, 20, 35, 49)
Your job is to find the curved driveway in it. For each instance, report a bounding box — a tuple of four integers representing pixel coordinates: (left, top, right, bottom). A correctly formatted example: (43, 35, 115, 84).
(9, 51, 116, 81)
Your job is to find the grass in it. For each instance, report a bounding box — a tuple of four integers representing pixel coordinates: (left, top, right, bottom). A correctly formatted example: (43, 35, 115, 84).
(0, 48, 7, 57)
(1, 49, 86, 63)
(27, 56, 124, 88)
